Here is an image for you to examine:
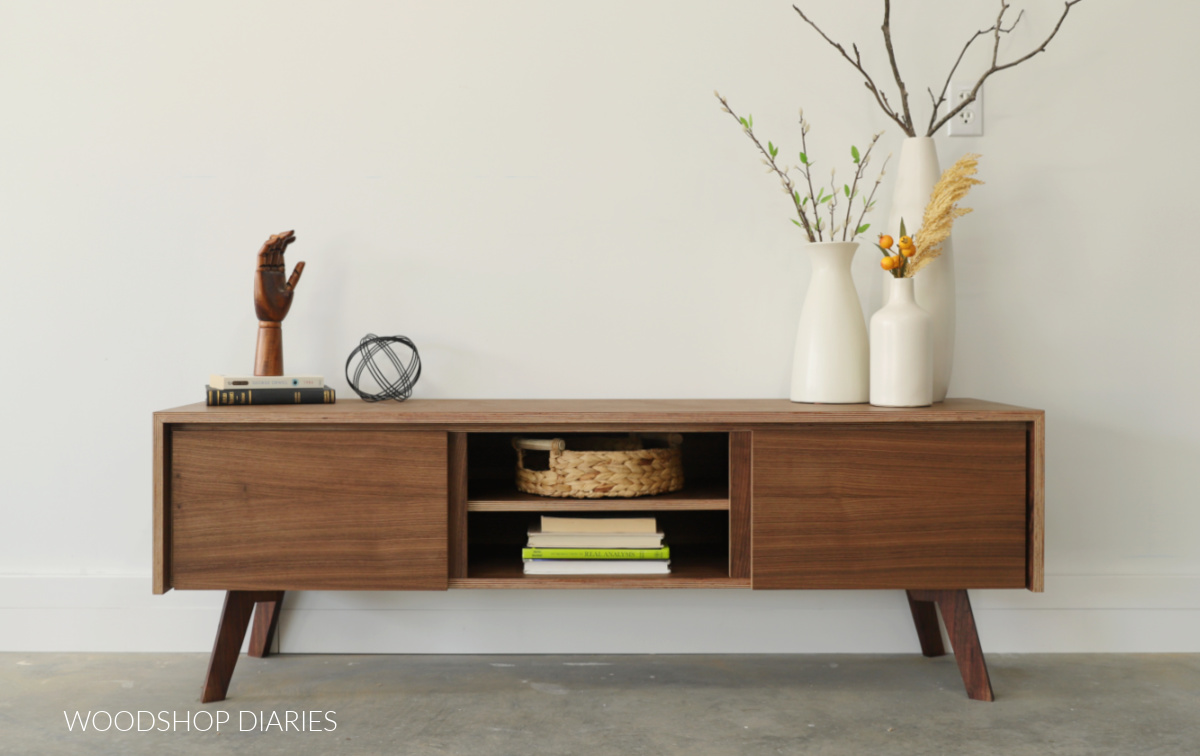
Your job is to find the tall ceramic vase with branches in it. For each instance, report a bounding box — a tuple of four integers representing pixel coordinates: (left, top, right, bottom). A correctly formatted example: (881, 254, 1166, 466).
(792, 0, 1085, 401)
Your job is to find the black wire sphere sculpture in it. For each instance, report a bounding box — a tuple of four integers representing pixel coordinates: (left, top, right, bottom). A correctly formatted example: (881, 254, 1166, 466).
(345, 334, 422, 402)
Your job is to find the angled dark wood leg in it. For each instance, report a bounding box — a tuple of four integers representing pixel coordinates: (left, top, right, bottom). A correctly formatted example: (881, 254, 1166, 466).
(248, 591, 285, 658)
(907, 589, 994, 702)
(201, 590, 280, 703)
(906, 590, 946, 657)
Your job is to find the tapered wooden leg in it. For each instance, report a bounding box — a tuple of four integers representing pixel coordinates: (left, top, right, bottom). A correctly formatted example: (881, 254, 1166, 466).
(907, 589, 995, 702)
(201, 590, 281, 703)
(905, 590, 946, 657)
(248, 591, 285, 658)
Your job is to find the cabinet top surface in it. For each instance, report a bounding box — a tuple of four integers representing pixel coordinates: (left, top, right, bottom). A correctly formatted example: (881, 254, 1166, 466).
(155, 398, 1042, 425)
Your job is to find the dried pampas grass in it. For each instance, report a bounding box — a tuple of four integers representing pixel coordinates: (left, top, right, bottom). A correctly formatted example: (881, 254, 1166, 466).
(906, 153, 983, 277)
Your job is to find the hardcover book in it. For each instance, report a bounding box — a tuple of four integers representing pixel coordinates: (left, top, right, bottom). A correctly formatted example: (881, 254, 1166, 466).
(205, 385, 336, 406)
(208, 374, 325, 390)
(521, 547, 670, 560)
(525, 529, 665, 549)
(522, 560, 672, 575)
(539, 516, 658, 534)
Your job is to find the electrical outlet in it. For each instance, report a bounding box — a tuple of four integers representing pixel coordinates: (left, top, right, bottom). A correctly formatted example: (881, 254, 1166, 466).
(947, 82, 983, 137)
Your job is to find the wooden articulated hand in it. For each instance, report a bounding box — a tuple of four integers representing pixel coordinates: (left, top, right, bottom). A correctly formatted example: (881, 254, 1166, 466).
(254, 230, 304, 323)
(253, 231, 305, 376)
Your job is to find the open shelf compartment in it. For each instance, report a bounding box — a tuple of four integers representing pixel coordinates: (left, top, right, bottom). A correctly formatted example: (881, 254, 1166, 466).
(448, 431, 748, 588)
(459, 509, 734, 588)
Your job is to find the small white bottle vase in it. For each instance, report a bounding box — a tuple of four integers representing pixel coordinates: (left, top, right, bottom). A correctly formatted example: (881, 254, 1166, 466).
(870, 277, 933, 407)
(790, 241, 869, 404)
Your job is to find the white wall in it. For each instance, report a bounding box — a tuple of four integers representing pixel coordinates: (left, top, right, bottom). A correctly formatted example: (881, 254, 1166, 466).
(2, 0, 1197, 653)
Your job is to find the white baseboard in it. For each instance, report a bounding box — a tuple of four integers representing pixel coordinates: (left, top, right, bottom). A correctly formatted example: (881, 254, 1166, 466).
(2, 574, 1197, 653)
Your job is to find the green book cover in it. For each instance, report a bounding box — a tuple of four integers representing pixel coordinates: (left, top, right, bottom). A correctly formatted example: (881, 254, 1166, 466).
(521, 547, 670, 560)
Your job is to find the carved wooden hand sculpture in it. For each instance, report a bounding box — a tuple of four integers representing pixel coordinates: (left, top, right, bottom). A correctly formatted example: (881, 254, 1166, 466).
(253, 231, 305, 376)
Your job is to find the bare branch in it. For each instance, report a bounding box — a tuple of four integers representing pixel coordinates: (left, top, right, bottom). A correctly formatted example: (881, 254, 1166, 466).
(842, 133, 882, 240)
(853, 152, 890, 243)
(925, 3, 1025, 135)
(795, 116, 824, 241)
(881, 0, 914, 136)
(828, 169, 839, 239)
(793, 4, 916, 136)
(1001, 9, 1027, 34)
(928, 0, 1084, 136)
(990, 2, 1009, 68)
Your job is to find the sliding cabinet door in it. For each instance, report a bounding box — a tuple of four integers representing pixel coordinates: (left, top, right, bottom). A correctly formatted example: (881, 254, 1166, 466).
(168, 429, 447, 590)
(752, 423, 1027, 589)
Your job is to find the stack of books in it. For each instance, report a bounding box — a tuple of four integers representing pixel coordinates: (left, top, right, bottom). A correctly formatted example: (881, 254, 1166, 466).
(206, 374, 336, 406)
(522, 515, 670, 575)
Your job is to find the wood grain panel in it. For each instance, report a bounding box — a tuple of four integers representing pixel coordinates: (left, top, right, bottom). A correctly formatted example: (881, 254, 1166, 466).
(448, 432, 468, 580)
(454, 555, 747, 589)
(752, 423, 1027, 589)
(154, 398, 1043, 427)
(465, 482, 729, 512)
(1027, 415, 1045, 591)
(729, 431, 752, 579)
(153, 418, 171, 594)
(449, 578, 751, 590)
(170, 429, 447, 590)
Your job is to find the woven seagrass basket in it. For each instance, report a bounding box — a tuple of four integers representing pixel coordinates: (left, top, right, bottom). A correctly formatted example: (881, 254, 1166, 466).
(512, 433, 684, 498)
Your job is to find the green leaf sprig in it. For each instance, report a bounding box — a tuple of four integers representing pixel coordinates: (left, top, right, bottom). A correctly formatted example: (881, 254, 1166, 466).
(715, 92, 889, 244)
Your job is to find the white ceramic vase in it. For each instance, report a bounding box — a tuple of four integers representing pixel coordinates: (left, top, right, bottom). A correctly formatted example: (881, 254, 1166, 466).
(885, 136, 955, 402)
(790, 241, 869, 404)
(870, 277, 932, 407)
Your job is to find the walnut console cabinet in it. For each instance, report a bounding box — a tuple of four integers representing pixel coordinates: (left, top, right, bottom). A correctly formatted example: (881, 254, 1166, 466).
(152, 398, 1044, 703)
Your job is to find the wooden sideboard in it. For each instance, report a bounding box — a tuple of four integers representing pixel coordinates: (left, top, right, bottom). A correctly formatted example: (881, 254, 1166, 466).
(153, 398, 1044, 703)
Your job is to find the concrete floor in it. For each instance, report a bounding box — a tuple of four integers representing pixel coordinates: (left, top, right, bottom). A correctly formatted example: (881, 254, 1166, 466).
(1, 653, 1197, 756)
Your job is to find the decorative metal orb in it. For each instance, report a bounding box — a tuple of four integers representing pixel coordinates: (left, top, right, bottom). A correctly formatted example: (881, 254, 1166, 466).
(344, 334, 421, 402)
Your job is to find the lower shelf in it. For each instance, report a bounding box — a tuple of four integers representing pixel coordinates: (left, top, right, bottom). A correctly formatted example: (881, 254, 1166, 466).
(460, 508, 736, 588)
(453, 554, 748, 589)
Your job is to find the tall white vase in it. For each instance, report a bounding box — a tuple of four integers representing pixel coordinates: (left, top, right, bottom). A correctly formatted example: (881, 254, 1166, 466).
(870, 277, 932, 407)
(885, 137, 955, 402)
(790, 242, 869, 404)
